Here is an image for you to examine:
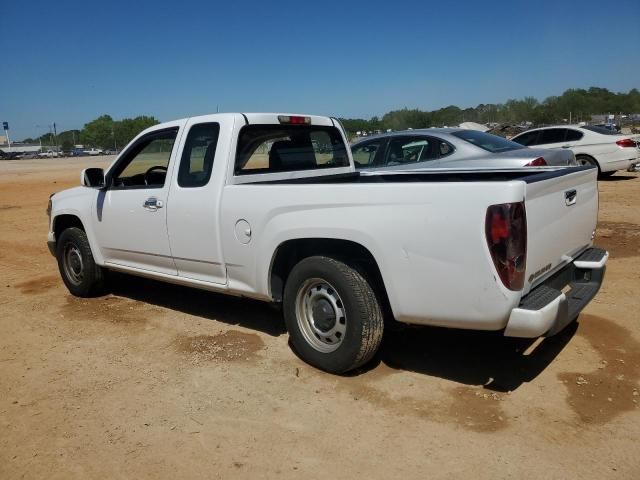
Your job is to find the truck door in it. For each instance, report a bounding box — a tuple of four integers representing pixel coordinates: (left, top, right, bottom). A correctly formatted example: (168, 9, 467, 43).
(92, 126, 181, 275)
(165, 118, 230, 284)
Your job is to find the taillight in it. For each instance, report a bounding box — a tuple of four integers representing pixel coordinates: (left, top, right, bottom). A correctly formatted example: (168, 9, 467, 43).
(485, 202, 527, 291)
(616, 139, 636, 148)
(524, 157, 547, 167)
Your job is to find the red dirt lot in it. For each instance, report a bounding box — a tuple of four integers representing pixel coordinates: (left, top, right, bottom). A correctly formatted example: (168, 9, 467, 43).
(1, 158, 639, 479)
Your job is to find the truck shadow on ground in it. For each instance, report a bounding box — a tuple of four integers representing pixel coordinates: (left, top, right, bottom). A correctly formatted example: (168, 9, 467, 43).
(107, 272, 286, 337)
(599, 174, 637, 182)
(370, 322, 577, 392)
(108, 272, 576, 391)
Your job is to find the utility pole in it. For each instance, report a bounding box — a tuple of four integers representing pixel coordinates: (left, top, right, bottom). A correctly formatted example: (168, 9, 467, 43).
(2, 122, 10, 152)
(112, 124, 117, 152)
(53, 122, 58, 152)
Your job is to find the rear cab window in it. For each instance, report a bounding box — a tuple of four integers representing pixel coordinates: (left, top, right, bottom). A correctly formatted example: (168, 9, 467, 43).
(235, 125, 349, 175)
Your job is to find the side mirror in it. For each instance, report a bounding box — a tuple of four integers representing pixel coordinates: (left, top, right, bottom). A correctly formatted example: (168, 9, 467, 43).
(81, 168, 106, 188)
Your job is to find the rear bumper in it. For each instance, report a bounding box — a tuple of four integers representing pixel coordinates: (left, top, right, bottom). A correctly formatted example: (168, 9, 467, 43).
(504, 247, 608, 338)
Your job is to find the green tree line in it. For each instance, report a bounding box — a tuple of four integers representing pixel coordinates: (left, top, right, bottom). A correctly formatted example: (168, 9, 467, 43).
(340, 87, 640, 134)
(23, 115, 159, 150)
(20, 86, 640, 146)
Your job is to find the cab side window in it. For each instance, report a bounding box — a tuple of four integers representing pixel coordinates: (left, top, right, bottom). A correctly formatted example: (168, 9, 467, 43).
(178, 123, 220, 188)
(111, 129, 178, 189)
(512, 131, 539, 146)
(565, 129, 584, 142)
(437, 139, 454, 157)
(383, 136, 437, 166)
(351, 140, 382, 167)
(539, 128, 566, 144)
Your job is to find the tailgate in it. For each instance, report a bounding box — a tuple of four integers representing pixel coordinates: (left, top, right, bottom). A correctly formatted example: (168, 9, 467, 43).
(523, 168, 598, 294)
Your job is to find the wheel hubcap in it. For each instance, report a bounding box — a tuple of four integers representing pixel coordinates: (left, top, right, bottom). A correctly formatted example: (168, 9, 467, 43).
(63, 243, 84, 286)
(295, 278, 346, 353)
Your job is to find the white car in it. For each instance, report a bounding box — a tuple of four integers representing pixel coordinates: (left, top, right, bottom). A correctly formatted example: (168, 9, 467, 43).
(37, 150, 62, 158)
(46, 113, 607, 373)
(511, 125, 639, 176)
(86, 148, 103, 156)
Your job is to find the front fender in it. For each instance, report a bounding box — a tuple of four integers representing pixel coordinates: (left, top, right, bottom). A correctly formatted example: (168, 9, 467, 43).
(50, 187, 103, 265)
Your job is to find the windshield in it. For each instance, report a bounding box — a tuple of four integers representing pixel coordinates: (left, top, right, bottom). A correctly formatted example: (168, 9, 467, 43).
(581, 125, 620, 135)
(451, 130, 524, 153)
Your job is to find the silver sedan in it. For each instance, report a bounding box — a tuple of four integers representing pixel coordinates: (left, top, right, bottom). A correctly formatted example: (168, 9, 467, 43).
(351, 129, 576, 171)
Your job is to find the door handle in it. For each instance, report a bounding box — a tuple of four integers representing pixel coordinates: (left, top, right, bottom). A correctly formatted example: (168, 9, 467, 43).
(143, 197, 163, 211)
(561, 145, 571, 149)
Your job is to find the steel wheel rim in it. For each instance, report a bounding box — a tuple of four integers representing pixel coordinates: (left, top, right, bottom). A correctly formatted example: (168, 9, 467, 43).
(577, 157, 593, 166)
(63, 243, 84, 286)
(295, 278, 347, 353)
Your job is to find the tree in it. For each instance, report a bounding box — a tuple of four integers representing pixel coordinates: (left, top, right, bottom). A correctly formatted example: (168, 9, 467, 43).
(114, 116, 159, 149)
(338, 87, 640, 134)
(82, 115, 114, 149)
(61, 139, 74, 151)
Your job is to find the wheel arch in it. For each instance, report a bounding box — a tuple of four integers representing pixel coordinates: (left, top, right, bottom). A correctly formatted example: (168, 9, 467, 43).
(575, 153, 601, 172)
(269, 238, 391, 314)
(51, 210, 104, 265)
(53, 214, 86, 238)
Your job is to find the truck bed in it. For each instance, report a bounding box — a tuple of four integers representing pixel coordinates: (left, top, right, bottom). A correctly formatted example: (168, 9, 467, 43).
(248, 166, 594, 184)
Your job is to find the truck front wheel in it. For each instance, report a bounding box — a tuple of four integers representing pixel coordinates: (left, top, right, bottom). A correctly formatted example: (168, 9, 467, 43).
(283, 256, 384, 374)
(56, 227, 105, 297)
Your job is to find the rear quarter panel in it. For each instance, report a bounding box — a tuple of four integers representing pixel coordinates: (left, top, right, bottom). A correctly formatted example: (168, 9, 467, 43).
(220, 181, 526, 330)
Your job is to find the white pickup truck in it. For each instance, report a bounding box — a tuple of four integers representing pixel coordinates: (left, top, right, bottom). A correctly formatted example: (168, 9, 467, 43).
(47, 113, 608, 373)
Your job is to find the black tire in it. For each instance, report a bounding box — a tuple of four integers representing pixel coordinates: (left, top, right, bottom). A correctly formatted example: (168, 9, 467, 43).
(56, 227, 106, 297)
(283, 256, 384, 374)
(598, 170, 616, 178)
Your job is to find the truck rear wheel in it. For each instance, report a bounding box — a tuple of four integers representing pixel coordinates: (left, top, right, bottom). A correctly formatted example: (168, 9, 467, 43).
(283, 256, 384, 374)
(56, 227, 105, 297)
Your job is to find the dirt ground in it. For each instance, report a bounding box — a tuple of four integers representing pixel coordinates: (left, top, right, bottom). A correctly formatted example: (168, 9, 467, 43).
(1, 157, 639, 479)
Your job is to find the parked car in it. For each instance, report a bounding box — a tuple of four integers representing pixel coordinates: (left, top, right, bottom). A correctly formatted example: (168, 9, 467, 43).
(38, 150, 62, 158)
(511, 125, 639, 176)
(69, 148, 85, 157)
(103, 149, 119, 155)
(47, 113, 607, 374)
(0, 150, 20, 160)
(17, 152, 39, 159)
(350, 129, 576, 170)
(86, 148, 104, 156)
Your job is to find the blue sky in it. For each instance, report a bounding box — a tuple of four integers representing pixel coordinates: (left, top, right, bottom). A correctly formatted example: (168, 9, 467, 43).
(3, 0, 639, 140)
